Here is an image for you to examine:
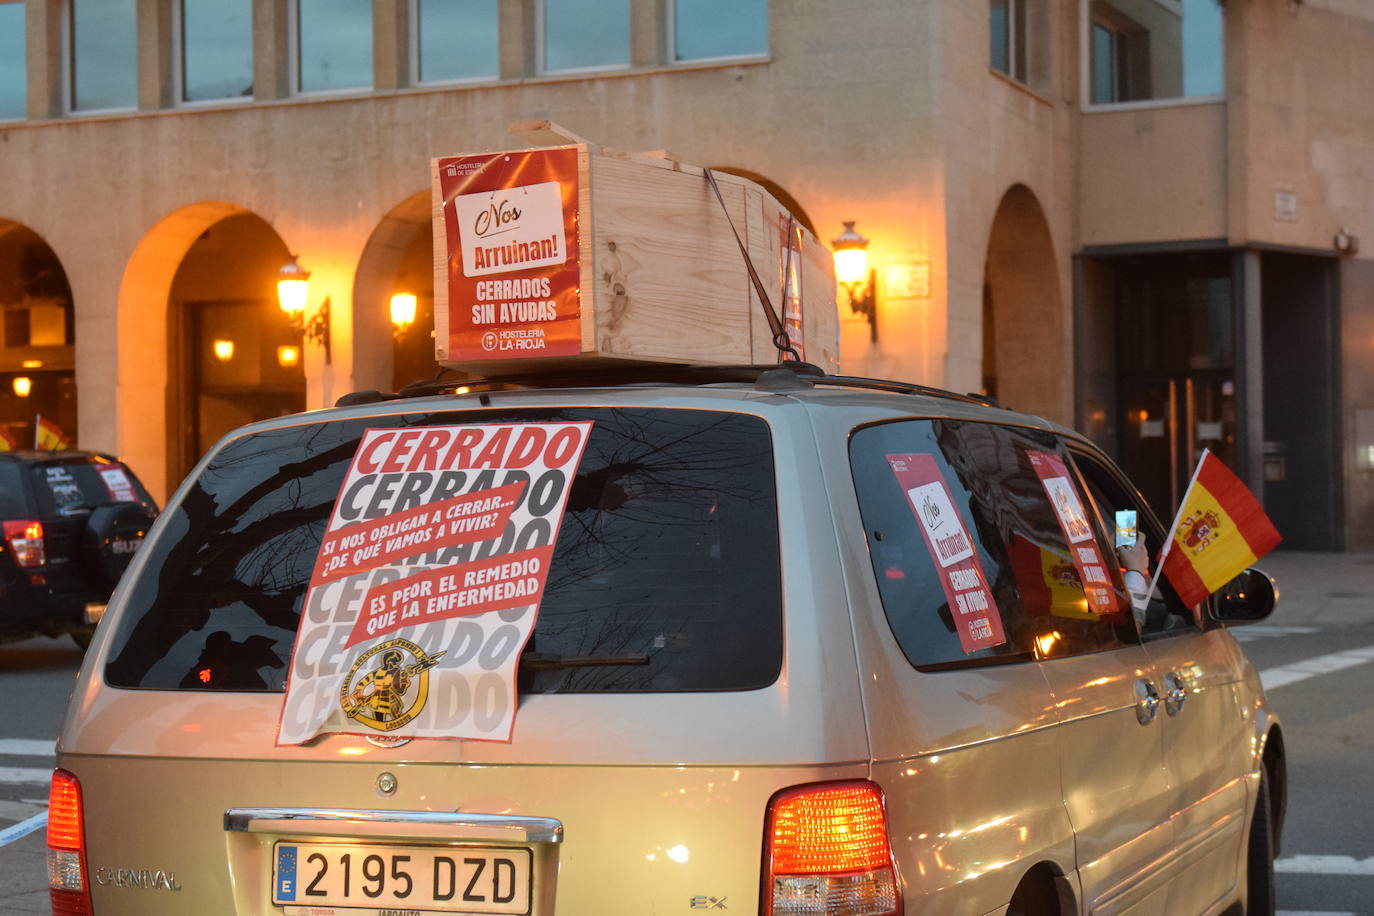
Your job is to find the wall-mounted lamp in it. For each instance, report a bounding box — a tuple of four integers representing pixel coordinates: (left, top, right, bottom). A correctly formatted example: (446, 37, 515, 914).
(12, 376, 31, 398)
(832, 221, 877, 342)
(390, 292, 418, 339)
(277, 345, 301, 368)
(20, 360, 42, 369)
(277, 255, 331, 364)
(212, 339, 235, 362)
(1334, 226, 1360, 256)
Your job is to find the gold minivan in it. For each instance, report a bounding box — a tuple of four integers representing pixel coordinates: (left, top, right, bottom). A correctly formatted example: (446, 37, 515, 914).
(51, 364, 1284, 916)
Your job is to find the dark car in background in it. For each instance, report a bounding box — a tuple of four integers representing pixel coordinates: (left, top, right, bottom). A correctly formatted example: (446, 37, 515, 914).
(0, 450, 157, 649)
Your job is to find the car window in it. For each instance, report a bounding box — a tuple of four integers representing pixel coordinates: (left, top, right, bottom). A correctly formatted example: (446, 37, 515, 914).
(104, 407, 782, 693)
(0, 462, 33, 516)
(29, 458, 156, 516)
(850, 419, 1137, 670)
(1068, 446, 1200, 639)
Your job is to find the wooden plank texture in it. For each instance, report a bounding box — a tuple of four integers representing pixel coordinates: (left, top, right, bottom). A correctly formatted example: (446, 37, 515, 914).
(432, 139, 838, 374)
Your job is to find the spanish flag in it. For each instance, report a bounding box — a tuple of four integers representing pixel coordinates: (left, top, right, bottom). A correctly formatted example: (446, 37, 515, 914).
(1007, 534, 1099, 621)
(35, 415, 71, 451)
(0, 427, 16, 451)
(1159, 450, 1281, 607)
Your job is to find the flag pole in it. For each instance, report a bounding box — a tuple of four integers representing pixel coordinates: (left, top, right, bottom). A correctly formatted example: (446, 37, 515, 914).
(1135, 447, 1210, 610)
(33, 415, 40, 450)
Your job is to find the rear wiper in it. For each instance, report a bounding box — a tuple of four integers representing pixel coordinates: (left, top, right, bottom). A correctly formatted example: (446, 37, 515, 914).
(520, 652, 650, 671)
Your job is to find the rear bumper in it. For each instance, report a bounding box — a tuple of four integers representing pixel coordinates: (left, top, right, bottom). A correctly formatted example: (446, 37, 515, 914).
(0, 578, 103, 636)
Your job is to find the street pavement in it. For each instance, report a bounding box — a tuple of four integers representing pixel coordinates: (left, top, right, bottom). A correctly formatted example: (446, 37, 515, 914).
(1, 550, 1372, 913)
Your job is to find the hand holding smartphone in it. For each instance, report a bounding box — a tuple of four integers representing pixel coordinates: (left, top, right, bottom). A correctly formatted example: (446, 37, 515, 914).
(1114, 509, 1138, 548)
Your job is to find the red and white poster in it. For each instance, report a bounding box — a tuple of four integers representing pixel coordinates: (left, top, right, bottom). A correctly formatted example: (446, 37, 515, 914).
(1025, 450, 1118, 617)
(887, 453, 1006, 653)
(435, 147, 581, 361)
(278, 421, 592, 745)
(99, 465, 138, 502)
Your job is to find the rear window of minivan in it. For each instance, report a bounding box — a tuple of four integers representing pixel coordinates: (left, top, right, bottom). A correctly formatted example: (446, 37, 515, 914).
(29, 457, 156, 516)
(104, 407, 782, 693)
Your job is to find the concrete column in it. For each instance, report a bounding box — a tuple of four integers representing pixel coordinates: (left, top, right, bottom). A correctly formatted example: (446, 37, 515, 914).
(1224, 3, 1248, 247)
(26, 0, 63, 119)
(253, 0, 291, 100)
(631, 0, 667, 68)
(373, 0, 410, 91)
(1238, 248, 1264, 494)
(136, 0, 174, 110)
(499, 0, 536, 78)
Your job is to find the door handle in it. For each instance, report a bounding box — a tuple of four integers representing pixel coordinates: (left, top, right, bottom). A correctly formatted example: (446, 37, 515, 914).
(1163, 671, 1188, 716)
(1134, 678, 1161, 725)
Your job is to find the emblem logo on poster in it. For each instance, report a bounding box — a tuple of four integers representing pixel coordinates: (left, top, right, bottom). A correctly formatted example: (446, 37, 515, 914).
(340, 638, 446, 732)
(481, 331, 499, 351)
(455, 181, 566, 278)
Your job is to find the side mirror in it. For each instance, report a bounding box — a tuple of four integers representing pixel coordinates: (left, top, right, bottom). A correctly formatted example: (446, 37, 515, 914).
(1210, 567, 1279, 624)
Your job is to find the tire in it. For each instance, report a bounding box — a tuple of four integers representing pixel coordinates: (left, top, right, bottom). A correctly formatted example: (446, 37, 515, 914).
(82, 501, 156, 590)
(1246, 771, 1277, 916)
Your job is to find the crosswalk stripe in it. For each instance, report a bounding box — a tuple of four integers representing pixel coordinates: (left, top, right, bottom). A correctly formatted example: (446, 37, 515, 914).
(0, 767, 54, 786)
(1261, 646, 1374, 690)
(0, 738, 55, 757)
(1232, 624, 1319, 642)
(1276, 855, 1374, 875)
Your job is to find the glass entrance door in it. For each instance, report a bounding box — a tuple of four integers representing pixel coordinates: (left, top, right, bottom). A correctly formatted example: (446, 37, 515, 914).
(1110, 251, 1236, 522)
(1119, 371, 1235, 520)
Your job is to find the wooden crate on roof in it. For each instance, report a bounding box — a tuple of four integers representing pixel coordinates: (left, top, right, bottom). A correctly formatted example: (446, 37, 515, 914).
(431, 122, 838, 376)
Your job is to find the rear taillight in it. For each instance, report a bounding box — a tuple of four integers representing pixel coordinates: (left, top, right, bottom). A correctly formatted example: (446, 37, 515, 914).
(763, 781, 901, 916)
(4, 519, 46, 568)
(48, 768, 93, 916)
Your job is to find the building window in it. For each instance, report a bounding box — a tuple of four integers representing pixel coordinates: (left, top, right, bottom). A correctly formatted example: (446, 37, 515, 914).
(414, 0, 499, 84)
(296, 0, 373, 93)
(674, 0, 767, 62)
(541, 0, 629, 73)
(0, 1, 24, 120)
(990, 0, 1028, 83)
(1087, 0, 1223, 106)
(1090, 20, 1129, 103)
(181, 0, 253, 102)
(69, 0, 138, 112)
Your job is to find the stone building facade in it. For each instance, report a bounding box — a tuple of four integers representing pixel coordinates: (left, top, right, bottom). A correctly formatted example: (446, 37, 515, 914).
(0, 0, 1371, 549)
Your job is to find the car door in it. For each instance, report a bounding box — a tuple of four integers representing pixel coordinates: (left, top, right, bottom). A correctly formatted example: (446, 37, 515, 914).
(1071, 446, 1252, 913)
(1015, 437, 1175, 916)
(846, 418, 1176, 914)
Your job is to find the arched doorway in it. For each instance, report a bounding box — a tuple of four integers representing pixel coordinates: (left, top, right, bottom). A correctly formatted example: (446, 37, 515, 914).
(117, 203, 302, 498)
(0, 222, 77, 450)
(982, 185, 1067, 420)
(168, 214, 303, 480)
(354, 191, 440, 393)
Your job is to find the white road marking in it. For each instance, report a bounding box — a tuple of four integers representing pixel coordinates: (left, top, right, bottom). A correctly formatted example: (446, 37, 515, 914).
(0, 811, 46, 846)
(1232, 624, 1319, 643)
(1260, 645, 1374, 690)
(1277, 912, 1356, 916)
(0, 738, 55, 757)
(0, 767, 54, 786)
(1276, 855, 1374, 875)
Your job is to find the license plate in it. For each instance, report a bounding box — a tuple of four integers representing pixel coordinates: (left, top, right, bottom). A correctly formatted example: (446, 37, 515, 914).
(273, 842, 532, 915)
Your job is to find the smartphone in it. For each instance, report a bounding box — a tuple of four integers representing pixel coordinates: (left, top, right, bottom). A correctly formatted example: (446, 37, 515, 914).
(1114, 509, 1138, 548)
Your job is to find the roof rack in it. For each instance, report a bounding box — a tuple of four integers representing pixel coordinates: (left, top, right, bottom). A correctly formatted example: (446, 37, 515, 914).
(334, 363, 1000, 409)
